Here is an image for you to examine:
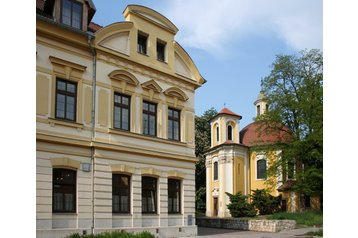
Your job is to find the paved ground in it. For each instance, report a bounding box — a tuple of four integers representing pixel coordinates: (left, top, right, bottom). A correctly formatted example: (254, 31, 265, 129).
(188, 226, 322, 238)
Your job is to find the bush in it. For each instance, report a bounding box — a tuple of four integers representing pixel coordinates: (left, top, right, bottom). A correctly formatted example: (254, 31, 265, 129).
(250, 189, 281, 215)
(65, 230, 155, 238)
(226, 192, 256, 217)
(195, 186, 206, 211)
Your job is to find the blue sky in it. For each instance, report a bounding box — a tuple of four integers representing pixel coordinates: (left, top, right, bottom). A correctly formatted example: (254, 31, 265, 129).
(91, 0, 322, 128)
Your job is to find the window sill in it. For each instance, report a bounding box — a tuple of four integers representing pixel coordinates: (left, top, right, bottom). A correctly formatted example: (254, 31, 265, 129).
(157, 59, 167, 64)
(108, 128, 186, 146)
(137, 51, 149, 57)
(48, 118, 84, 130)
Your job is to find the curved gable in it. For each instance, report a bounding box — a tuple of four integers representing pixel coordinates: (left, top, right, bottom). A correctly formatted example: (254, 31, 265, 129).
(174, 42, 206, 86)
(108, 70, 139, 86)
(164, 87, 189, 101)
(123, 5, 178, 34)
(94, 22, 133, 55)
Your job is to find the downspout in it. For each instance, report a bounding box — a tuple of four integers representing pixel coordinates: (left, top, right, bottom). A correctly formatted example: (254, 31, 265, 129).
(87, 32, 96, 235)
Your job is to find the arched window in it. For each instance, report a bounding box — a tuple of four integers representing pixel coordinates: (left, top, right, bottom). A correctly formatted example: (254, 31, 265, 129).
(216, 126, 219, 142)
(257, 159, 267, 179)
(227, 125, 232, 141)
(257, 105, 261, 116)
(213, 161, 218, 180)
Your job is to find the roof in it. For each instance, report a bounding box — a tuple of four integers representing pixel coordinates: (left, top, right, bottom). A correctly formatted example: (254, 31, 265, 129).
(277, 179, 296, 192)
(211, 107, 242, 121)
(88, 22, 103, 32)
(240, 122, 289, 146)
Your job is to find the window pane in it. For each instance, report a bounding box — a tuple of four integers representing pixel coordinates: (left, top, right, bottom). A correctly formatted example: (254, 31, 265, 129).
(168, 120, 173, 139)
(149, 104, 155, 113)
(66, 96, 75, 120)
(174, 121, 179, 140)
(143, 102, 148, 111)
(122, 96, 129, 106)
(57, 80, 66, 91)
(56, 94, 65, 118)
(122, 108, 129, 130)
(62, 0, 71, 26)
(173, 110, 179, 118)
(72, 3, 82, 29)
(149, 115, 155, 135)
(67, 83, 76, 93)
(257, 159, 266, 179)
(114, 106, 121, 128)
(143, 114, 148, 134)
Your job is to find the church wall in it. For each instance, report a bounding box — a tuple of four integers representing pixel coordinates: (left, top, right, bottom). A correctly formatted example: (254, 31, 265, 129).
(233, 156, 245, 195)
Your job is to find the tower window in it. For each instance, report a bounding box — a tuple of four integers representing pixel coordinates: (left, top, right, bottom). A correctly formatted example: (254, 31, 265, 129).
(265, 104, 269, 113)
(227, 125, 233, 141)
(137, 31, 148, 55)
(216, 126, 219, 142)
(257, 105, 261, 116)
(213, 161, 218, 180)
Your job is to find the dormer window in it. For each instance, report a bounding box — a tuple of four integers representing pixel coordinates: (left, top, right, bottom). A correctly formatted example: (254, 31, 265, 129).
(61, 0, 83, 29)
(137, 31, 148, 55)
(157, 39, 166, 62)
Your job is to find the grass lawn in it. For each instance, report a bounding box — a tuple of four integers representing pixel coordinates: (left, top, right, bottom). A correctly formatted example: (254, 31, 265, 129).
(267, 211, 323, 227)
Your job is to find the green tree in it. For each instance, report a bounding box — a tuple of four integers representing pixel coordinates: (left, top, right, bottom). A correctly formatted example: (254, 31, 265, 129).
(250, 189, 281, 215)
(195, 107, 217, 190)
(226, 192, 256, 217)
(194, 107, 217, 209)
(258, 49, 323, 205)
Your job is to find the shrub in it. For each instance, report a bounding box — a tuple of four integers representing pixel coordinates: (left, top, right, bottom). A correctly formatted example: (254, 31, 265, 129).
(226, 192, 256, 217)
(250, 189, 281, 215)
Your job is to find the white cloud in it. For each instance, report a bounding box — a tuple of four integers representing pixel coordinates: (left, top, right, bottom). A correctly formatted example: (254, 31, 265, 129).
(161, 0, 322, 55)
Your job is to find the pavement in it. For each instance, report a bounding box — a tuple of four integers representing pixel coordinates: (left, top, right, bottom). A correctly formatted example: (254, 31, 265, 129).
(187, 226, 322, 238)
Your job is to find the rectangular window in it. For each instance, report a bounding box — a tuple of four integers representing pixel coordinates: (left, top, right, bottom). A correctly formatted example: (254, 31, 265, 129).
(213, 161, 218, 180)
(53, 169, 76, 213)
(61, 0, 83, 29)
(112, 174, 130, 213)
(168, 179, 181, 213)
(137, 31, 148, 54)
(143, 101, 157, 136)
(257, 105, 261, 116)
(257, 159, 267, 179)
(142, 176, 157, 213)
(168, 108, 180, 141)
(114, 93, 130, 130)
(157, 39, 166, 62)
(56, 79, 77, 121)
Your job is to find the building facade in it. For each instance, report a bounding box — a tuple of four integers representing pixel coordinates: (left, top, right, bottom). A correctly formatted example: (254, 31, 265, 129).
(205, 92, 321, 217)
(36, 1, 205, 237)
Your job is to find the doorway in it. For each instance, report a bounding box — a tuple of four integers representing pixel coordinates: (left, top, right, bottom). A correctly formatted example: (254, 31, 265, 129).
(213, 197, 218, 217)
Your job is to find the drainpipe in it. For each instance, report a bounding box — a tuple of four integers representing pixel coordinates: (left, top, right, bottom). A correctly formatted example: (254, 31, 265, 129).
(87, 32, 96, 235)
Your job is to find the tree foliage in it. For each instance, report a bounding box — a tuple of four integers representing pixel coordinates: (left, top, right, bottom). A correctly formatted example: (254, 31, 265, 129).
(258, 49, 323, 197)
(250, 189, 281, 215)
(226, 192, 256, 217)
(195, 107, 217, 191)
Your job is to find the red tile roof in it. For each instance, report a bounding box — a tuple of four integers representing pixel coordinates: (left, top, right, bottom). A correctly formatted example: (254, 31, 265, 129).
(240, 122, 290, 146)
(211, 107, 242, 121)
(277, 179, 296, 191)
(88, 22, 103, 32)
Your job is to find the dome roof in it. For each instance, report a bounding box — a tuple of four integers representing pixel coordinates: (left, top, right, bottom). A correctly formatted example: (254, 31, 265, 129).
(240, 122, 289, 146)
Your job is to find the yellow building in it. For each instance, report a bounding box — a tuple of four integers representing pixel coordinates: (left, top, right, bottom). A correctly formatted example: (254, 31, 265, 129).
(36, 1, 205, 237)
(205, 92, 320, 217)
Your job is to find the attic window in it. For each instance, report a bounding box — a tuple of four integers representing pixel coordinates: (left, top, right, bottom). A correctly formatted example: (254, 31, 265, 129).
(157, 39, 166, 62)
(61, 0, 83, 29)
(137, 31, 148, 55)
